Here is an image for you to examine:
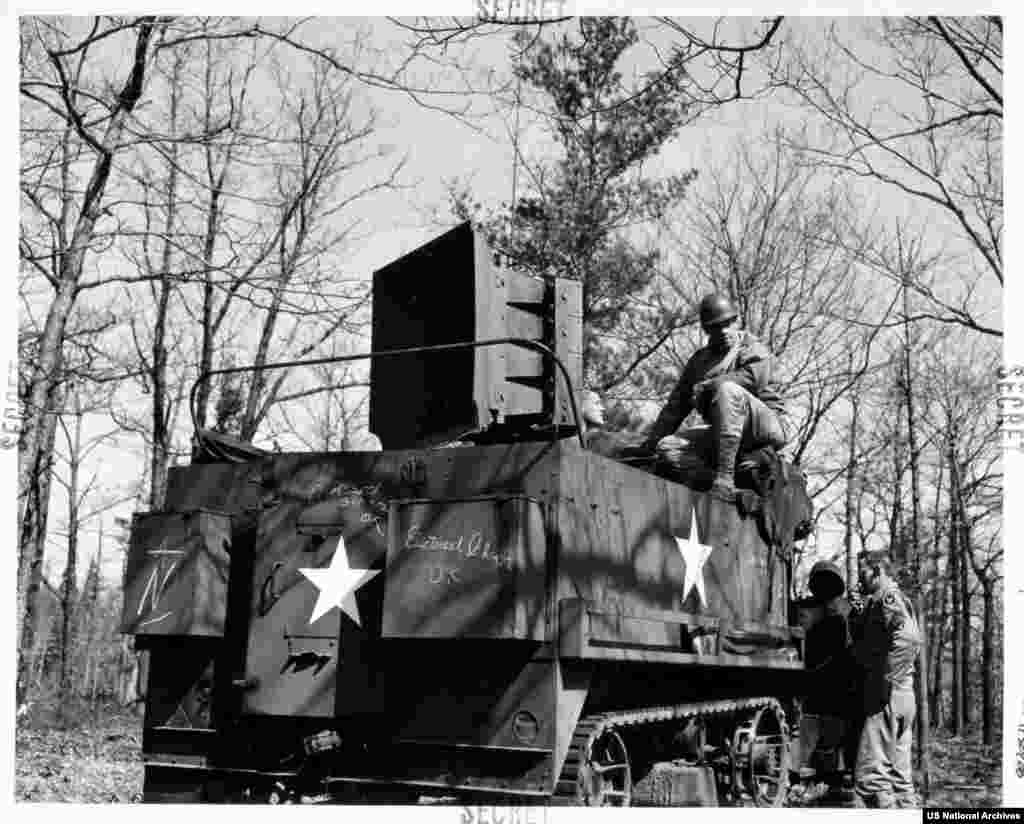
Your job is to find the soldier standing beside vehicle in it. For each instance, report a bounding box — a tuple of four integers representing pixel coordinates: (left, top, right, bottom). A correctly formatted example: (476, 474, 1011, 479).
(852, 549, 923, 809)
(637, 293, 791, 500)
(797, 561, 856, 791)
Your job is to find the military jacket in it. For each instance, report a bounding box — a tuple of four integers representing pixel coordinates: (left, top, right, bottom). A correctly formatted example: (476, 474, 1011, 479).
(854, 580, 922, 713)
(803, 612, 855, 716)
(645, 331, 785, 446)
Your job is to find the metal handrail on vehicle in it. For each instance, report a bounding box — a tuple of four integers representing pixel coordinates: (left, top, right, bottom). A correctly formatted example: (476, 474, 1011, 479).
(188, 337, 585, 449)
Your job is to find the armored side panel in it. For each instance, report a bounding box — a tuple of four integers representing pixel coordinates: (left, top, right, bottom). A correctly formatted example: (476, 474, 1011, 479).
(371, 442, 795, 660)
(121, 509, 231, 637)
(552, 443, 795, 663)
(222, 446, 557, 726)
(382, 494, 548, 639)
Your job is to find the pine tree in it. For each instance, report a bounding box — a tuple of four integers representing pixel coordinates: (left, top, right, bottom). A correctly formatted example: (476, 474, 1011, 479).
(455, 18, 695, 386)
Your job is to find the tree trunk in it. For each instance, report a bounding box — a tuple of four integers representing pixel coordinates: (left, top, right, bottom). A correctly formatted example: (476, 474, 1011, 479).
(32, 602, 54, 687)
(901, 282, 929, 791)
(149, 55, 182, 511)
(237, 132, 326, 442)
(928, 559, 949, 726)
(82, 654, 93, 703)
(195, 194, 220, 434)
(948, 435, 962, 735)
(149, 267, 173, 509)
(954, 470, 980, 737)
(958, 479, 971, 730)
(194, 44, 231, 434)
(78, 533, 100, 699)
(963, 509, 997, 745)
(980, 578, 994, 744)
(17, 381, 61, 707)
(238, 246, 299, 441)
(888, 419, 905, 568)
(926, 453, 945, 728)
(58, 405, 83, 719)
(238, 275, 288, 441)
(17, 18, 157, 708)
(844, 397, 859, 587)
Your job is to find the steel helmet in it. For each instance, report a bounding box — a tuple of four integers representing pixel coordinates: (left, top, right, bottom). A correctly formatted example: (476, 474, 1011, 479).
(808, 560, 846, 600)
(698, 294, 738, 328)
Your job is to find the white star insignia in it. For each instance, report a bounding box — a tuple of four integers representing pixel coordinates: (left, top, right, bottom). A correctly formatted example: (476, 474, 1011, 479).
(674, 510, 714, 608)
(299, 534, 381, 626)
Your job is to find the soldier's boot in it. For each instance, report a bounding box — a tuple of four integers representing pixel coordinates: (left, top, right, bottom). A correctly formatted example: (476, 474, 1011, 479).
(655, 435, 713, 486)
(875, 792, 896, 809)
(894, 793, 920, 809)
(710, 431, 741, 501)
(707, 381, 747, 501)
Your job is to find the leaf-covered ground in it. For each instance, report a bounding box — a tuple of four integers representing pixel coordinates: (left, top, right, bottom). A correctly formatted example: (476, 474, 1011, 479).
(15, 714, 144, 804)
(15, 713, 1001, 806)
(919, 733, 1003, 808)
(789, 731, 1002, 808)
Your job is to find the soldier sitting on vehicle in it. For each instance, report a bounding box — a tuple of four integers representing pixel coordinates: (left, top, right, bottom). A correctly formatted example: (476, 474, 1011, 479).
(636, 293, 791, 500)
(797, 561, 857, 797)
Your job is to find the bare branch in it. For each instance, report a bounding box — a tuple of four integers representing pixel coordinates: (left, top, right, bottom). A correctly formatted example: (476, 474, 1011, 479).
(927, 16, 1002, 110)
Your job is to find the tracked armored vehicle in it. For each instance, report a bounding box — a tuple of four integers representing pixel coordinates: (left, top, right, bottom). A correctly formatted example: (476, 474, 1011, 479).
(122, 223, 813, 806)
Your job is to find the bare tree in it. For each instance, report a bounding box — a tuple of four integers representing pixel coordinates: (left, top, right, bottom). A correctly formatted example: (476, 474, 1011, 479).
(770, 17, 1002, 335)
(109, 43, 192, 510)
(446, 19, 698, 388)
(18, 16, 159, 706)
(389, 16, 785, 122)
(137, 34, 398, 442)
(902, 325, 1000, 739)
(272, 357, 371, 453)
(233, 58, 399, 441)
(842, 396, 861, 584)
(934, 344, 1000, 740)
(657, 132, 896, 475)
(18, 15, 221, 706)
(925, 456, 947, 728)
(18, 15, 424, 709)
(49, 383, 128, 720)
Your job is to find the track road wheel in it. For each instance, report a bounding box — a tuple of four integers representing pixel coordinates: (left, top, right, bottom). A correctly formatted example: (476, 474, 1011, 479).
(577, 729, 632, 806)
(730, 704, 790, 807)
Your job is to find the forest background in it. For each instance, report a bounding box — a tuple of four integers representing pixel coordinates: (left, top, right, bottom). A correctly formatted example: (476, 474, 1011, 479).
(9, 9, 1011, 805)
